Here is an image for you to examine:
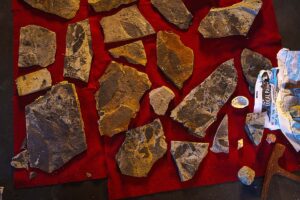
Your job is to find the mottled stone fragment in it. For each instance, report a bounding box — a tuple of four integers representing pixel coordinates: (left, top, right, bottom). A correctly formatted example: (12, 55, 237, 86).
(210, 115, 229, 154)
(116, 119, 167, 177)
(16, 68, 52, 96)
(95, 61, 151, 137)
(108, 40, 147, 66)
(171, 141, 209, 182)
(151, 0, 193, 30)
(290, 105, 300, 119)
(0, 187, 3, 200)
(238, 166, 255, 185)
(100, 5, 155, 43)
(149, 86, 175, 115)
(18, 25, 56, 68)
(245, 112, 266, 146)
(231, 96, 249, 109)
(241, 49, 272, 94)
(266, 133, 277, 144)
(198, 0, 263, 38)
(29, 172, 37, 180)
(64, 19, 93, 83)
(10, 150, 29, 169)
(88, 0, 137, 12)
(25, 81, 87, 173)
(157, 31, 194, 89)
(171, 59, 237, 138)
(23, 0, 80, 19)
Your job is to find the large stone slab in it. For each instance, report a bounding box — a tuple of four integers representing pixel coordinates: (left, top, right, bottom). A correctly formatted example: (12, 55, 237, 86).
(95, 61, 151, 137)
(100, 5, 156, 43)
(171, 141, 209, 182)
(241, 48, 273, 94)
(210, 115, 229, 154)
(116, 119, 167, 177)
(23, 0, 80, 19)
(171, 59, 237, 138)
(108, 40, 147, 66)
(88, 0, 137, 12)
(16, 68, 52, 96)
(151, 0, 193, 30)
(18, 25, 56, 68)
(157, 31, 194, 89)
(25, 81, 87, 173)
(64, 19, 93, 83)
(198, 0, 263, 38)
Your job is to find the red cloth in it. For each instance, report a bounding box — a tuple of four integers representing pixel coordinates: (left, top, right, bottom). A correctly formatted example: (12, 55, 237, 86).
(12, 0, 300, 199)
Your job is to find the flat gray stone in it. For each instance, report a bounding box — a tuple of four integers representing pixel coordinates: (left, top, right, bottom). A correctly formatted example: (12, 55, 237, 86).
(244, 112, 266, 146)
(210, 115, 229, 154)
(18, 25, 56, 68)
(100, 5, 156, 43)
(25, 81, 87, 173)
(116, 119, 167, 177)
(198, 0, 263, 38)
(151, 0, 193, 30)
(171, 141, 209, 182)
(64, 19, 93, 83)
(171, 59, 238, 138)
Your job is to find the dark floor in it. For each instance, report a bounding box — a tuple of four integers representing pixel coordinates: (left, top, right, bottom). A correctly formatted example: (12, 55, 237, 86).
(1, 0, 300, 200)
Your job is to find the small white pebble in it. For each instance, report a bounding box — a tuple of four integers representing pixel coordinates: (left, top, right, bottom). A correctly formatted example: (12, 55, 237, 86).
(237, 139, 244, 150)
(238, 166, 255, 185)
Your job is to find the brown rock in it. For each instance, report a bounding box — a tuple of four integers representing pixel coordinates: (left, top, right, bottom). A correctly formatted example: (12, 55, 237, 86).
(88, 0, 137, 12)
(151, 0, 193, 30)
(25, 81, 87, 173)
(100, 5, 156, 43)
(157, 31, 194, 89)
(18, 25, 56, 68)
(16, 68, 52, 96)
(241, 49, 272, 94)
(171, 59, 237, 138)
(95, 61, 151, 137)
(23, 0, 80, 19)
(149, 86, 175, 115)
(108, 40, 147, 66)
(64, 19, 93, 83)
(116, 119, 167, 177)
(198, 0, 263, 38)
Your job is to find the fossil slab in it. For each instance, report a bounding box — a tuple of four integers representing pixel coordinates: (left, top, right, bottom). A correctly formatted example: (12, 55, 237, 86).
(245, 112, 266, 146)
(151, 0, 193, 30)
(25, 81, 87, 173)
(116, 119, 167, 177)
(95, 61, 151, 137)
(198, 0, 263, 38)
(10, 150, 29, 169)
(171, 59, 237, 138)
(241, 49, 272, 94)
(18, 25, 56, 68)
(149, 86, 175, 116)
(157, 31, 194, 89)
(64, 19, 93, 83)
(100, 5, 155, 43)
(16, 68, 52, 96)
(210, 115, 229, 154)
(88, 0, 137, 12)
(23, 0, 80, 19)
(108, 40, 147, 66)
(171, 141, 209, 182)
(238, 166, 255, 185)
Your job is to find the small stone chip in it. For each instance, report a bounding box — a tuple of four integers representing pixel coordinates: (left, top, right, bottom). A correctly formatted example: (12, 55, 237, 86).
(266, 134, 277, 144)
(171, 141, 209, 182)
(64, 19, 93, 83)
(86, 172, 92, 178)
(149, 86, 175, 116)
(11, 150, 29, 169)
(16, 68, 52, 96)
(18, 25, 56, 68)
(29, 172, 37, 180)
(231, 96, 249, 109)
(290, 105, 300, 119)
(238, 139, 244, 150)
(88, 0, 137, 12)
(108, 40, 147, 66)
(238, 166, 255, 185)
(23, 0, 80, 19)
(100, 5, 155, 43)
(0, 186, 3, 200)
(151, 0, 193, 30)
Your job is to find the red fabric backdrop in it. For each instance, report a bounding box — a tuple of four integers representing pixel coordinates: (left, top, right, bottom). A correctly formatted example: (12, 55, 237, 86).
(12, 0, 300, 199)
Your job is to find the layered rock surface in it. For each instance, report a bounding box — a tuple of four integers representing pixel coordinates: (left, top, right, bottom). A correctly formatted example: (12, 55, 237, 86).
(88, 0, 137, 12)
(245, 112, 266, 146)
